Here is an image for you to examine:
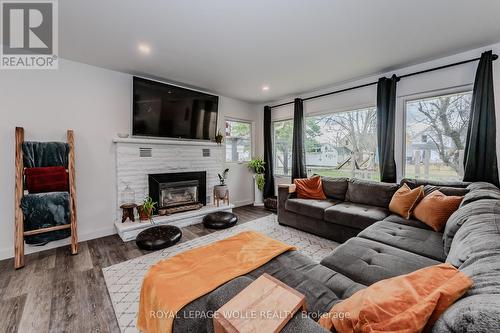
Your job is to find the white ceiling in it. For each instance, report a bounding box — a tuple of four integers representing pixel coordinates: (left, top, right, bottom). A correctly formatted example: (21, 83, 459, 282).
(60, 0, 500, 103)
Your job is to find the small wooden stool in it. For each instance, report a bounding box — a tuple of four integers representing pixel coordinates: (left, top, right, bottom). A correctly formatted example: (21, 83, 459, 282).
(120, 203, 137, 222)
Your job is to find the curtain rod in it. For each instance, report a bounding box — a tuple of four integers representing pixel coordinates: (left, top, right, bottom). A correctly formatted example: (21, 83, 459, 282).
(269, 53, 498, 109)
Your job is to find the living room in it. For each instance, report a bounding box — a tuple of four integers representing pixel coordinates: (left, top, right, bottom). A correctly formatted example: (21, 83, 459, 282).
(1, 1, 500, 332)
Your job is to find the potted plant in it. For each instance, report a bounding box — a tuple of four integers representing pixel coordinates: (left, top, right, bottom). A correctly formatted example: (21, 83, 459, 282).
(215, 130, 224, 145)
(214, 168, 229, 200)
(248, 157, 265, 206)
(138, 196, 157, 222)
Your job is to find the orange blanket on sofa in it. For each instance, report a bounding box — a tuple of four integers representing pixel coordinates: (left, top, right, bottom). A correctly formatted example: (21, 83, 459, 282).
(137, 231, 296, 333)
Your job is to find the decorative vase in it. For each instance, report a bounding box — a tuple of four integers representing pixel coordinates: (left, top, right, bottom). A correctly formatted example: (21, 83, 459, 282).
(253, 175, 264, 206)
(214, 185, 228, 199)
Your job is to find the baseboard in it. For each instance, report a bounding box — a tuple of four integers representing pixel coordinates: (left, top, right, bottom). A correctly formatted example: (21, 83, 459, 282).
(232, 199, 253, 207)
(0, 225, 116, 261)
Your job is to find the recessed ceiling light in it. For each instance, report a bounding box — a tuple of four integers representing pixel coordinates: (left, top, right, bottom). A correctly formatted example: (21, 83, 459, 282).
(262, 85, 270, 92)
(138, 43, 151, 55)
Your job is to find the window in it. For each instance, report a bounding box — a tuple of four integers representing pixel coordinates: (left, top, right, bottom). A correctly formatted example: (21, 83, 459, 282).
(225, 120, 252, 162)
(305, 107, 379, 180)
(404, 91, 472, 181)
(273, 119, 293, 175)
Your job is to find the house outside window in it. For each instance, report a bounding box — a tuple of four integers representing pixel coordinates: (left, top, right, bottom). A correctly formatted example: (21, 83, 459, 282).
(404, 91, 472, 181)
(225, 120, 252, 162)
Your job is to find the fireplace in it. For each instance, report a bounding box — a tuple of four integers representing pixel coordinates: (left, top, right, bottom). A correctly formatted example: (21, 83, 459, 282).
(148, 171, 206, 215)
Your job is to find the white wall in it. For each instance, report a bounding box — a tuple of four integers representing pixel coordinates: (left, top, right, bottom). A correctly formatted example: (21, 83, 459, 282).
(0, 59, 258, 260)
(263, 42, 500, 183)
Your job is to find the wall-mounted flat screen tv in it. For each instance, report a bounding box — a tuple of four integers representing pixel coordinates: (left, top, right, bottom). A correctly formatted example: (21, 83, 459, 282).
(132, 77, 219, 140)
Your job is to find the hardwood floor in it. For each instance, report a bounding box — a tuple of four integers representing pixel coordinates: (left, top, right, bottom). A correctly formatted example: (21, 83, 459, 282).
(0, 205, 272, 333)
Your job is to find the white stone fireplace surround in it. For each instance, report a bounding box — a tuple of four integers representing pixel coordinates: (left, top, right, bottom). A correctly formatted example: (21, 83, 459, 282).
(113, 137, 233, 241)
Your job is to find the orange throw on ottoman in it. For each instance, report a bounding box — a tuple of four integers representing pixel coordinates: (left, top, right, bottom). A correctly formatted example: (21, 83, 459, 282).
(319, 263, 472, 333)
(137, 231, 296, 333)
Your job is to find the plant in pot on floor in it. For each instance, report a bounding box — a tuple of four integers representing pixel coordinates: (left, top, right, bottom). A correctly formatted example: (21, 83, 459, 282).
(248, 157, 265, 206)
(214, 168, 229, 201)
(138, 196, 157, 223)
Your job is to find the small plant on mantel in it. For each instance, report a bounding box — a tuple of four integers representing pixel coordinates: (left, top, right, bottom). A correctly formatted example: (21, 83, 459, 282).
(215, 130, 224, 145)
(138, 196, 157, 222)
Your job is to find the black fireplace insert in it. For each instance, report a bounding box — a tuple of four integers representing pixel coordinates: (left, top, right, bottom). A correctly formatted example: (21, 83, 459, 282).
(148, 171, 207, 214)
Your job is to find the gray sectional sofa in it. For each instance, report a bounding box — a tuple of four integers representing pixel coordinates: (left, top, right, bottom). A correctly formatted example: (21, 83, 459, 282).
(278, 177, 469, 243)
(172, 179, 500, 333)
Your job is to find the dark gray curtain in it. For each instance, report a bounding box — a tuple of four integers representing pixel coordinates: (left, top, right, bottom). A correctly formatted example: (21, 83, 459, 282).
(463, 51, 499, 187)
(376, 75, 398, 183)
(292, 98, 307, 181)
(263, 105, 275, 198)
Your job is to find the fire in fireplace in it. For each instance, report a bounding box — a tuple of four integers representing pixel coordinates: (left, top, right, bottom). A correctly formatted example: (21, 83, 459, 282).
(149, 171, 207, 215)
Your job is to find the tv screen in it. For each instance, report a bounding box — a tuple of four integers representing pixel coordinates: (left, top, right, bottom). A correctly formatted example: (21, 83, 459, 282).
(132, 77, 219, 140)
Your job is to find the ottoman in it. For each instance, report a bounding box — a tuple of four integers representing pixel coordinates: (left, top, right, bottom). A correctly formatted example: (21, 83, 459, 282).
(136, 225, 182, 251)
(203, 212, 238, 229)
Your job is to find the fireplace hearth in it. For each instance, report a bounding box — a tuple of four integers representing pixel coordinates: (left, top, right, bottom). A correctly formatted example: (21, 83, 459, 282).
(149, 171, 207, 215)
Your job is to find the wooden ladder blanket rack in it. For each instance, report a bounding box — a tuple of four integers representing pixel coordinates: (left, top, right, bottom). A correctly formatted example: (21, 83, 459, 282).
(14, 127, 78, 269)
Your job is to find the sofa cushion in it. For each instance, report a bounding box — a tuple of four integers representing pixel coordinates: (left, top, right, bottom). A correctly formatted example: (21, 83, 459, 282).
(433, 254, 500, 333)
(294, 175, 327, 200)
(446, 212, 500, 267)
(461, 185, 500, 206)
(383, 214, 432, 230)
(413, 191, 463, 232)
(423, 185, 469, 197)
(321, 177, 349, 201)
(319, 263, 472, 333)
(401, 178, 470, 189)
(285, 198, 338, 220)
(324, 202, 390, 230)
(358, 221, 445, 261)
(388, 183, 424, 219)
(320, 237, 439, 286)
(345, 178, 399, 208)
(465, 181, 499, 191)
(443, 199, 498, 256)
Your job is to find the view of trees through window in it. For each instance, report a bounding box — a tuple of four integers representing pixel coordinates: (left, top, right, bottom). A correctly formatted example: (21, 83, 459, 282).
(273, 107, 379, 179)
(225, 120, 251, 162)
(405, 91, 472, 181)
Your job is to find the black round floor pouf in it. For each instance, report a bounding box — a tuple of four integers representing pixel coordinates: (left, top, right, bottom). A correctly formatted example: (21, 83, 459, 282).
(136, 225, 182, 251)
(203, 212, 238, 229)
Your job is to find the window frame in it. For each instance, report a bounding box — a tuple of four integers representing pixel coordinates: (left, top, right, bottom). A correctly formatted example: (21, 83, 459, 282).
(304, 105, 378, 179)
(399, 85, 473, 181)
(271, 103, 376, 177)
(224, 118, 254, 164)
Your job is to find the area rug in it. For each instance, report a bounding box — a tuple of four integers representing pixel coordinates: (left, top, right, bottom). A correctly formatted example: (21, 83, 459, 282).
(102, 214, 339, 333)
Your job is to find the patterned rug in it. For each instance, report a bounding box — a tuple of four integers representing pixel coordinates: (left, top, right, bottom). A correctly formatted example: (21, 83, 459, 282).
(102, 214, 339, 332)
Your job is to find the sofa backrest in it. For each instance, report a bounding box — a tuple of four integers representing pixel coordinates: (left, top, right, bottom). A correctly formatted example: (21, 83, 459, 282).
(345, 178, 399, 208)
(321, 177, 349, 201)
(400, 178, 470, 196)
(434, 182, 500, 332)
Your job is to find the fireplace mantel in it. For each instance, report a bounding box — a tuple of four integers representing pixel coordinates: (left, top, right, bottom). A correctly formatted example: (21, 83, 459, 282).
(113, 137, 219, 146)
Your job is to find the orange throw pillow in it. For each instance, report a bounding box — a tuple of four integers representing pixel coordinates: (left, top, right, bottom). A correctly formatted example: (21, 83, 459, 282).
(389, 184, 424, 219)
(319, 263, 472, 333)
(413, 191, 463, 232)
(294, 176, 326, 200)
